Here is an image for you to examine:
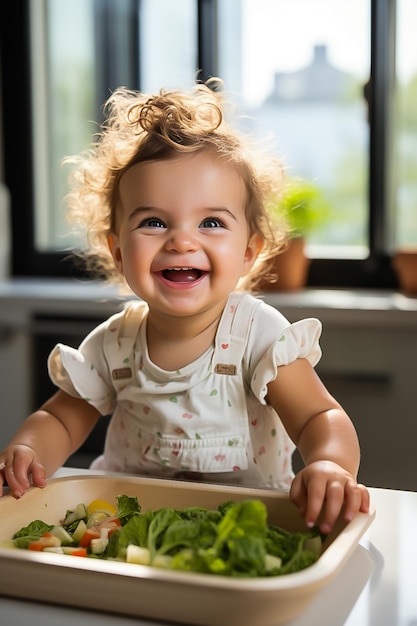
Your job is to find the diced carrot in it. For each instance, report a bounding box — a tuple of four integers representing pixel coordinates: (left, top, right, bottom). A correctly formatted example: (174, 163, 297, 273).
(70, 548, 88, 557)
(28, 541, 45, 551)
(78, 528, 101, 548)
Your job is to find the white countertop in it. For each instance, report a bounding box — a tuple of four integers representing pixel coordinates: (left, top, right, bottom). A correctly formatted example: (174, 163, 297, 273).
(1, 277, 417, 328)
(1, 467, 416, 626)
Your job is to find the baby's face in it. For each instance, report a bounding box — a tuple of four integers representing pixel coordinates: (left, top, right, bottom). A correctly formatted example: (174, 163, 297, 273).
(108, 150, 260, 320)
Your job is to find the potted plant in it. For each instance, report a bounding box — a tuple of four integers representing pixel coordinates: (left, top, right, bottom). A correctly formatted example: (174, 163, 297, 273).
(257, 177, 330, 291)
(392, 248, 417, 295)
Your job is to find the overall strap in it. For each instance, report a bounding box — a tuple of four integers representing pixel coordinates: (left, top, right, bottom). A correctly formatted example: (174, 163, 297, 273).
(103, 302, 148, 392)
(212, 293, 261, 376)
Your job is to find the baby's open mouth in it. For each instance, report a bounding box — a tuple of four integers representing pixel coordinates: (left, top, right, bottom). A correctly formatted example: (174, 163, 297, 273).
(162, 267, 205, 283)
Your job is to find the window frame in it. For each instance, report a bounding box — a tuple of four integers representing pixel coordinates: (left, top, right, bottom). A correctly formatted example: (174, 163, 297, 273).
(0, 0, 400, 288)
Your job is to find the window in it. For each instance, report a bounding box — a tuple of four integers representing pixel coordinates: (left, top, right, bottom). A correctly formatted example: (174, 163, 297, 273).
(139, 0, 198, 94)
(1, 0, 413, 288)
(393, 0, 417, 249)
(218, 0, 370, 259)
(31, 0, 97, 253)
(31, 0, 197, 255)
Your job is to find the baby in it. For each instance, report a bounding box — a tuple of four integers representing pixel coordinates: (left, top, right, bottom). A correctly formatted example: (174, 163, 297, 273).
(0, 81, 369, 533)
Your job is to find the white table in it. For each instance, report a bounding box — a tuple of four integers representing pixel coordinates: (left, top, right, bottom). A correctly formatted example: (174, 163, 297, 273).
(1, 467, 416, 626)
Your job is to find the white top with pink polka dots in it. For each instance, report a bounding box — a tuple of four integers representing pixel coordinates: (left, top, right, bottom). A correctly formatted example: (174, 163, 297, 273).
(48, 292, 322, 490)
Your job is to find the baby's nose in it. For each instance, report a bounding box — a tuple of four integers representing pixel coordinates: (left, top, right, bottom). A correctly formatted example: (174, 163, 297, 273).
(165, 229, 199, 253)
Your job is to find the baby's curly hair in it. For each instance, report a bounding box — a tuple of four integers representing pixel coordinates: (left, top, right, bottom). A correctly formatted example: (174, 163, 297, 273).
(64, 79, 288, 291)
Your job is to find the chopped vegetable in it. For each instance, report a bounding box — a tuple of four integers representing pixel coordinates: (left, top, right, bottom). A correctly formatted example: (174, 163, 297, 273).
(78, 528, 101, 548)
(5, 494, 323, 577)
(28, 532, 61, 551)
(87, 499, 117, 517)
(62, 546, 88, 557)
(63, 503, 88, 527)
(50, 526, 73, 545)
(71, 520, 88, 544)
(11, 520, 54, 550)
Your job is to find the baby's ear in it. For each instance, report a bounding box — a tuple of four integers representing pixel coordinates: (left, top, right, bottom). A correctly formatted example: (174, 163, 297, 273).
(107, 233, 123, 273)
(243, 233, 262, 271)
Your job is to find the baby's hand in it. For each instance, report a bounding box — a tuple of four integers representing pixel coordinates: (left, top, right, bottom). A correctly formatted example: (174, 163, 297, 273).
(290, 460, 370, 534)
(0, 445, 46, 498)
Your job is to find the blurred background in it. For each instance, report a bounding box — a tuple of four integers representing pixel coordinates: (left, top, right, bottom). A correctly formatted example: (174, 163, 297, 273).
(0, 0, 416, 490)
(1, 0, 417, 284)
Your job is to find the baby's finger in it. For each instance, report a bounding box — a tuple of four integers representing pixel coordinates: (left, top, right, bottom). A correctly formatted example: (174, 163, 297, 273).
(289, 473, 308, 517)
(11, 457, 32, 494)
(30, 462, 47, 489)
(303, 481, 328, 529)
(2, 465, 27, 498)
(342, 481, 369, 522)
(0, 462, 5, 496)
(359, 484, 371, 513)
(316, 481, 345, 533)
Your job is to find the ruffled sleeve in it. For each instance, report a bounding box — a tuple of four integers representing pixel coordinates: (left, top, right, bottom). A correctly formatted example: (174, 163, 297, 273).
(48, 343, 115, 415)
(250, 315, 322, 404)
(47, 314, 122, 415)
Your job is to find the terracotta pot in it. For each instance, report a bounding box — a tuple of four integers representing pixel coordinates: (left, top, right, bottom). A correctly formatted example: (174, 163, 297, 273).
(257, 238, 311, 292)
(392, 250, 417, 295)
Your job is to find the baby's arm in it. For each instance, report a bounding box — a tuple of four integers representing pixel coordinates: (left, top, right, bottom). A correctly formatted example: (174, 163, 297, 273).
(266, 358, 370, 533)
(0, 390, 100, 498)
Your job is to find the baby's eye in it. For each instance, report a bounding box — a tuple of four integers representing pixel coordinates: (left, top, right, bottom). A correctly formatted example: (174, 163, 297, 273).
(138, 216, 166, 228)
(200, 217, 225, 229)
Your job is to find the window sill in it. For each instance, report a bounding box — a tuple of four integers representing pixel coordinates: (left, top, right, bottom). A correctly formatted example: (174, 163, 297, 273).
(0, 277, 416, 328)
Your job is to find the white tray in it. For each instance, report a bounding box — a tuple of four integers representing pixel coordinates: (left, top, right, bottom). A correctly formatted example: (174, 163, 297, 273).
(0, 474, 375, 626)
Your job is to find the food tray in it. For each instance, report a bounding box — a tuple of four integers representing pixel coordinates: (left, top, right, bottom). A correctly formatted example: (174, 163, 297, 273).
(0, 474, 375, 626)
